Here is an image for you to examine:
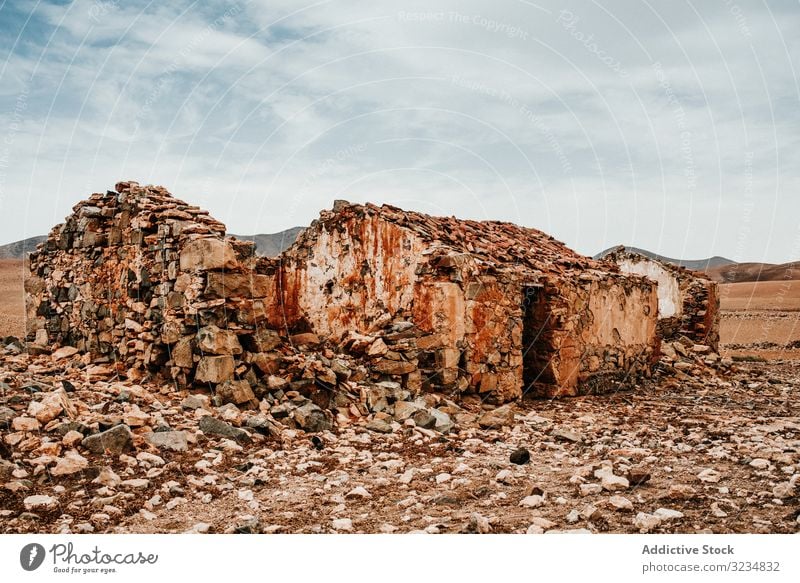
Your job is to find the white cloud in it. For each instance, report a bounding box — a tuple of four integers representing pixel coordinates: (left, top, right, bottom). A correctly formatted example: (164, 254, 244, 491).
(1, 0, 798, 263)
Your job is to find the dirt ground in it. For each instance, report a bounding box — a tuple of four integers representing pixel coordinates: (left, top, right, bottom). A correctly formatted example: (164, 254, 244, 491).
(719, 280, 800, 359)
(0, 260, 24, 339)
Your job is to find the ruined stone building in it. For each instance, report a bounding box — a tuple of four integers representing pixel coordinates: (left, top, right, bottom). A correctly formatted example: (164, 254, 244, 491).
(26, 182, 661, 407)
(25, 181, 275, 395)
(268, 202, 660, 400)
(600, 246, 720, 350)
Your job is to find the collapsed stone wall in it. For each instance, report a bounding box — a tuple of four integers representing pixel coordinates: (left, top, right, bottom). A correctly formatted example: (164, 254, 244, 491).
(526, 275, 659, 397)
(602, 248, 720, 350)
(25, 181, 280, 392)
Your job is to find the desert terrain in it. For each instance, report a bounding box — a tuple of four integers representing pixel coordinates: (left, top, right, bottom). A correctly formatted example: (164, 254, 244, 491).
(0, 260, 798, 534)
(0, 259, 24, 339)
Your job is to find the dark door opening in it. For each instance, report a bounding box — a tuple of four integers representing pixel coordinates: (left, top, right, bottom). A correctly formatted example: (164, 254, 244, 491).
(522, 284, 554, 394)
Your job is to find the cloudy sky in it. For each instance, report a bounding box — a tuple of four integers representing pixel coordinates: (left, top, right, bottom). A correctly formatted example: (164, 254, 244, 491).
(1, 0, 798, 262)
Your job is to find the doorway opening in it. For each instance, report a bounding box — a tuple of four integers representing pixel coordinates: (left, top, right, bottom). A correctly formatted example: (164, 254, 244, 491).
(522, 284, 554, 394)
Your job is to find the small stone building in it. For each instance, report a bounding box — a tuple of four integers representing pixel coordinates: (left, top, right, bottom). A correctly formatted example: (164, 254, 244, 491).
(600, 246, 720, 350)
(267, 202, 660, 400)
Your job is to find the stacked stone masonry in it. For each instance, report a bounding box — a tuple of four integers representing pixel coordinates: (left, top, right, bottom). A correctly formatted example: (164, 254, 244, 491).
(601, 247, 720, 351)
(26, 183, 662, 409)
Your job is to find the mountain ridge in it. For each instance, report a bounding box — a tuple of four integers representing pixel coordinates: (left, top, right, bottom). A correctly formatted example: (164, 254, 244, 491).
(0, 228, 304, 259)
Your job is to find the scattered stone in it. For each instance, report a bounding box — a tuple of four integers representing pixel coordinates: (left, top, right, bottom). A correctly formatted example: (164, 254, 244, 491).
(519, 495, 545, 508)
(332, 518, 353, 532)
(469, 512, 492, 534)
(626, 468, 652, 486)
(198, 416, 251, 443)
(608, 495, 633, 511)
(366, 418, 393, 434)
(346, 486, 371, 499)
(634, 512, 662, 533)
(81, 424, 133, 454)
(654, 508, 684, 521)
(216, 380, 255, 405)
(478, 405, 515, 429)
(294, 403, 331, 433)
(50, 451, 88, 476)
(509, 447, 531, 465)
(552, 428, 583, 443)
(146, 430, 189, 452)
(665, 484, 697, 500)
(697, 468, 722, 483)
(12, 416, 40, 432)
(580, 484, 603, 496)
(24, 495, 58, 511)
(52, 346, 79, 360)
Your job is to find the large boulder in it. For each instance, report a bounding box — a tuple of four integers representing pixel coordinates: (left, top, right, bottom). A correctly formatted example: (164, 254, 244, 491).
(205, 273, 271, 299)
(197, 326, 242, 355)
(195, 355, 235, 384)
(478, 404, 516, 429)
(81, 424, 133, 454)
(293, 403, 331, 432)
(216, 380, 256, 405)
(179, 237, 238, 272)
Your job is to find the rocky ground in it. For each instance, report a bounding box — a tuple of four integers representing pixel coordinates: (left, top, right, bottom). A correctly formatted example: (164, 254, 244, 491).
(1, 337, 798, 535)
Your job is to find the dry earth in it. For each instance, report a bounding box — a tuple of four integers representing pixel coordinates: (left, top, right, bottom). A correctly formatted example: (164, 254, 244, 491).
(720, 280, 800, 360)
(0, 260, 24, 339)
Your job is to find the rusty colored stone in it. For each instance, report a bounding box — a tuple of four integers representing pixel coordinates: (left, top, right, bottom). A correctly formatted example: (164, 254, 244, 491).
(195, 355, 235, 384)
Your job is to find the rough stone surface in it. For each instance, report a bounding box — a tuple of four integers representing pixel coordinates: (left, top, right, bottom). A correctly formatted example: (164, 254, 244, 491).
(81, 425, 133, 454)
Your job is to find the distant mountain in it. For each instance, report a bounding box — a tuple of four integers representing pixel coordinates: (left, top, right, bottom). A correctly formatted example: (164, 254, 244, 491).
(706, 261, 800, 283)
(231, 227, 304, 257)
(0, 236, 46, 259)
(0, 228, 303, 260)
(594, 246, 736, 272)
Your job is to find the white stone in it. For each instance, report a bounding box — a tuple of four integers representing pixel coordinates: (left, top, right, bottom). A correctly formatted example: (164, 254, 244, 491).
(698, 468, 722, 483)
(580, 483, 603, 496)
(346, 486, 371, 499)
(495, 469, 513, 483)
(24, 494, 58, 511)
(654, 507, 684, 521)
(634, 512, 662, 532)
(51, 451, 88, 476)
(519, 495, 545, 508)
(608, 495, 633, 511)
(435, 473, 452, 484)
(332, 518, 353, 531)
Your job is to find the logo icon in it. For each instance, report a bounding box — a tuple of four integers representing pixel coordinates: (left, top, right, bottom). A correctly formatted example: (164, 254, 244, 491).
(20, 543, 46, 571)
